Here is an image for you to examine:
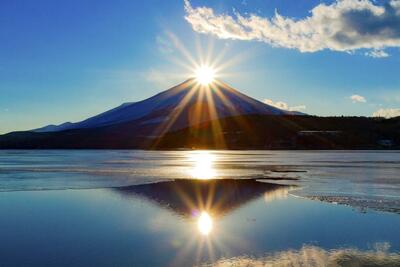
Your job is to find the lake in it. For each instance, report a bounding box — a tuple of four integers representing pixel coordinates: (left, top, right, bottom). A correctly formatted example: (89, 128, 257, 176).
(0, 150, 399, 266)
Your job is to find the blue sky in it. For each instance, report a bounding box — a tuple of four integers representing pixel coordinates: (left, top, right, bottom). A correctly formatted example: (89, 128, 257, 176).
(1, 0, 400, 133)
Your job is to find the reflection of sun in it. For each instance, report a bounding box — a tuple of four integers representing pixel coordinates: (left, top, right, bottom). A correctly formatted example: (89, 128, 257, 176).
(189, 151, 216, 179)
(195, 66, 215, 85)
(198, 211, 213, 235)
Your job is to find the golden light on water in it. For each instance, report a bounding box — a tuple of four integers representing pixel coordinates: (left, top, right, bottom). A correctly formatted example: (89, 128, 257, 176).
(264, 187, 289, 203)
(263, 186, 296, 203)
(189, 151, 216, 179)
(197, 211, 213, 235)
(195, 66, 215, 85)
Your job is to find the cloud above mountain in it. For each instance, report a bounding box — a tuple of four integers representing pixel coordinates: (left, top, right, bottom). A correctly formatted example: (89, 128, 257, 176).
(184, 0, 400, 57)
(264, 99, 306, 112)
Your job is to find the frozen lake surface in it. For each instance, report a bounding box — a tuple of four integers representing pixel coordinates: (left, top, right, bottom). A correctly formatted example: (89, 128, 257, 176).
(0, 150, 399, 266)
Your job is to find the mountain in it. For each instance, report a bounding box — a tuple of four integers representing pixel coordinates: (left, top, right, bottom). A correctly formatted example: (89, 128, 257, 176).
(2, 78, 397, 150)
(34, 122, 74, 133)
(32, 78, 298, 133)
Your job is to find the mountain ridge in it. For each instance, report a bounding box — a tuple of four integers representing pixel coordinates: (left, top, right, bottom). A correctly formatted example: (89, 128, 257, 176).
(31, 78, 299, 133)
(1, 115, 399, 149)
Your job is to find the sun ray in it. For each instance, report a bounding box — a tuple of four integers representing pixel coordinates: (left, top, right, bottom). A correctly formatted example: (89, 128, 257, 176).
(150, 82, 200, 148)
(170, 233, 198, 266)
(193, 84, 206, 126)
(212, 80, 254, 132)
(205, 37, 215, 68)
(205, 84, 226, 148)
(214, 44, 259, 77)
(167, 31, 198, 68)
(205, 180, 216, 211)
(148, 29, 252, 149)
(195, 35, 206, 67)
(206, 236, 216, 264)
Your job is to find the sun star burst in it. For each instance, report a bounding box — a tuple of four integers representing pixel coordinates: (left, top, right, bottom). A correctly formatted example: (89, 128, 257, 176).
(195, 66, 215, 85)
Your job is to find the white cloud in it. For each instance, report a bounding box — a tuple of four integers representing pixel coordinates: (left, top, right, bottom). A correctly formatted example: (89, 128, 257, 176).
(372, 108, 400, 118)
(350, 94, 366, 103)
(365, 49, 389, 58)
(290, 105, 307, 111)
(264, 99, 287, 110)
(184, 0, 400, 56)
(264, 99, 306, 112)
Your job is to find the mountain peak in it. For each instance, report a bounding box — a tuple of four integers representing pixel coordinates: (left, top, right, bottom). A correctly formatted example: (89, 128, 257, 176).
(32, 79, 299, 133)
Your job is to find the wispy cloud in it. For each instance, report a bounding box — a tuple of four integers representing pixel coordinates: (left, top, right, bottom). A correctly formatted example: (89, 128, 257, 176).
(290, 105, 307, 111)
(373, 108, 400, 118)
(184, 0, 400, 57)
(264, 99, 306, 112)
(156, 34, 175, 55)
(365, 49, 389, 58)
(143, 68, 185, 88)
(382, 91, 400, 103)
(350, 94, 366, 103)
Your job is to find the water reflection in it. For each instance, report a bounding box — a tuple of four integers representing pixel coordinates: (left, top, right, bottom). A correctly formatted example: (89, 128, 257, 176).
(117, 179, 290, 263)
(263, 186, 294, 203)
(115, 178, 292, 254)
(115, 179, 290, 217)
(188, 151, 216, 179)
(2, 150, 400, 267)
(198, 212, 213, 235)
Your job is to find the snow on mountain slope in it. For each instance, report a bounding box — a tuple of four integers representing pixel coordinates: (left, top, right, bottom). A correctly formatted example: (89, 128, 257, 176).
(33, 78, 298, 132)
(33, 122, 74, 133)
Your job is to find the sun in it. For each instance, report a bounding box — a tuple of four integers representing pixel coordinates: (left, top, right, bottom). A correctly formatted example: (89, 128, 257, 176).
(195, 66, 215, 85)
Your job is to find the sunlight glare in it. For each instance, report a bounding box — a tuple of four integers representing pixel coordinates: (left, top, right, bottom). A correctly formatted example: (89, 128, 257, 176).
(195, 66, 215, 85)
(189, 151, 216, 179)
(198, 211, 213, 235)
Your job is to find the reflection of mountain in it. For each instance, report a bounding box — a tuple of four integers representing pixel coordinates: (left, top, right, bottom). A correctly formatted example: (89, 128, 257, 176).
(115, 179, 289, 217)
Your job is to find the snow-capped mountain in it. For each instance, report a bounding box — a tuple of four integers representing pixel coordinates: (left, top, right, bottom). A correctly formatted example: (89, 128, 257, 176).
(33, 78, 300, 133)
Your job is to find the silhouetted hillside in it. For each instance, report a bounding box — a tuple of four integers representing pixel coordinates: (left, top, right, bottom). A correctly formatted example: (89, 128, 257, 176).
(153, 115, 400, 149)
(0, 115, 398, 149)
